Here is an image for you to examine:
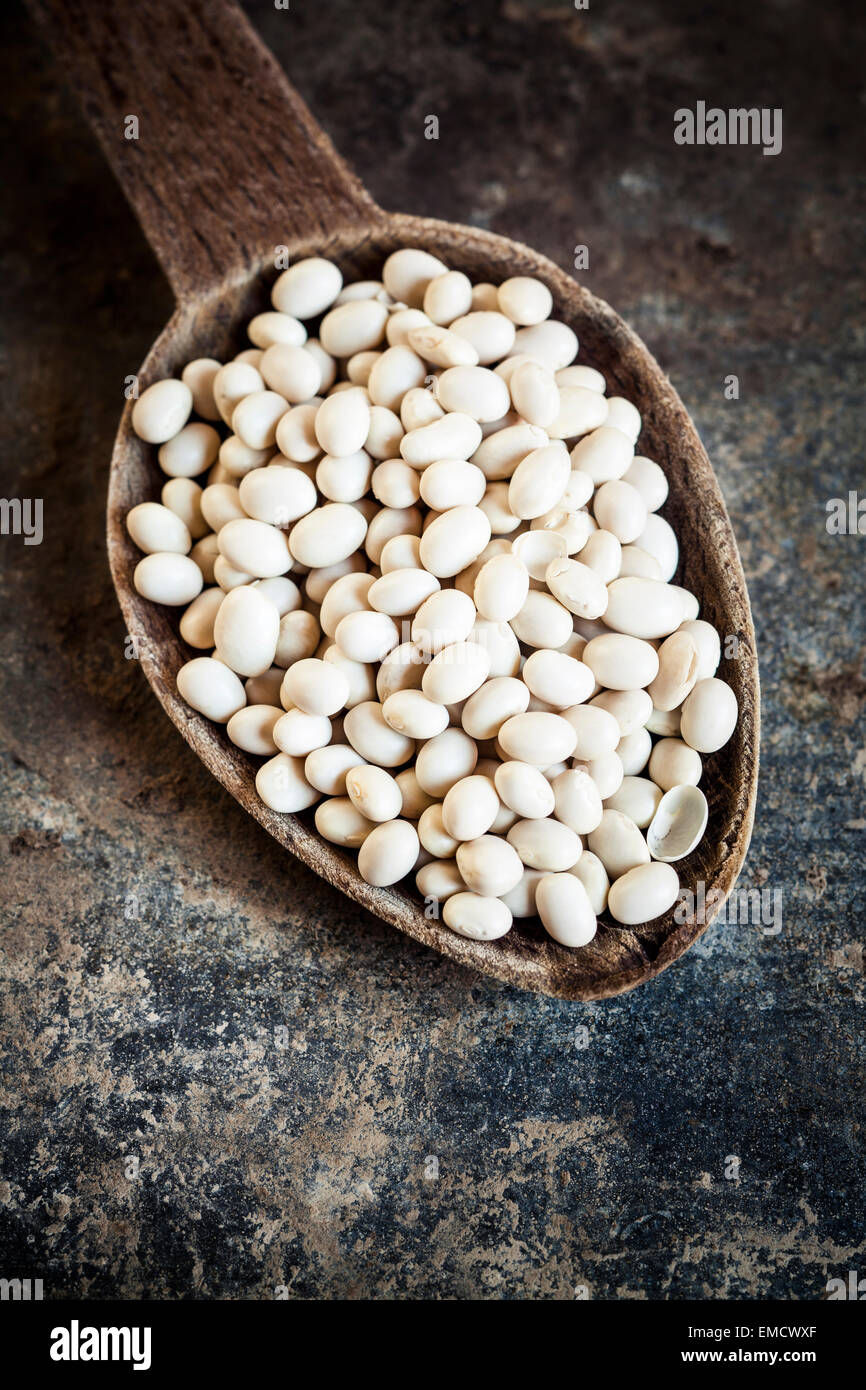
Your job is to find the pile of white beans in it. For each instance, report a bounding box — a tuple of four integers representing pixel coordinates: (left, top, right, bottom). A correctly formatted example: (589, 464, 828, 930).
(127, 249, 739, 948)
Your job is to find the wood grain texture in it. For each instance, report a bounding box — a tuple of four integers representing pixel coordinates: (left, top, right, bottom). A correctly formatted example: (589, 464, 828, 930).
(32, 0, 759, 1000)
(25, 0, 377, 299)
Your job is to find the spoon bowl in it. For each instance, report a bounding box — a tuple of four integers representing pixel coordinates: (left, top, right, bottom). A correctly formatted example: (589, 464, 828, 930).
(31, 0, 759, 999)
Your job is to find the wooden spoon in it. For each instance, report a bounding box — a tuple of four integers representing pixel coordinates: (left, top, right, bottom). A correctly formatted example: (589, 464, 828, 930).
(30, 0, 759, 1000)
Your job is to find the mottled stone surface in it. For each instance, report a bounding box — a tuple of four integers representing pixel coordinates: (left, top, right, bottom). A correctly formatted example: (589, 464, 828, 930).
(0, 0, 863, 1299)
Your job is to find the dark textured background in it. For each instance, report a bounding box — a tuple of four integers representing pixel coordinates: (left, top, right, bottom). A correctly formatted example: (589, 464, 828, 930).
(1, 0, 863, 1299)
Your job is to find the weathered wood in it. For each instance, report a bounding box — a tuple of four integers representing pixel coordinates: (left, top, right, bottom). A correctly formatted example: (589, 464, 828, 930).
(30, 0, 760, 1000)
(26, 0, 378, 300)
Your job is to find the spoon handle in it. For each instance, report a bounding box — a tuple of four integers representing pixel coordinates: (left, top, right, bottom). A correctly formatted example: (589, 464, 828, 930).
(26, 0, 380, 300)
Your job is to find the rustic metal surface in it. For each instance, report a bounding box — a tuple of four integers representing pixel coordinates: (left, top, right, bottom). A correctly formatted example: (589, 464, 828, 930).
(0, 0, 863, 1298)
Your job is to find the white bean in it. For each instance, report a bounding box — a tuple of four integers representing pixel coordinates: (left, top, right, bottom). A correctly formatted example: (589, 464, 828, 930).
(608, 862, 679, 925)
(679, 620, 721, 680)
(289, 503, 368, 568)
(417, 860, 466, 902)
(494, 761, 555, 819)
(415, 728, 477, 796)
(587, 809, 651, 880)
(344, 700, 415, 767)
(366, 406, 404, 460)
(158, 422, 220, 478)
(256, 753, 319, 813)
(450, 311, 516, 364)
(634, 513, 679, 581)
(368, 567, 439, 616)
(382, 248, 448, 308)
(571, 425, 633, 484)
(423, 269, 473, 324)
(319, 299, 389, 357)
(315, 797, 373, 848)
(239, 465, 317, 526)
(218, 518, 293, 578)
(336, 609, 400, 664)
(443, 892, 513, 940)
(561, 703, 621, 758)
(522, 649, 594, 708)
(680, 677, 738, 753)
(273, 707, 332, 756)
(281, 657, 349, 716)
(547, 386, 608, 441)
(472, 422, 548, 481)
(314, 387, 371, 457)
(582, 634, 659, 691)
(498, 712, 577, 766)
(305, 743, 367, 795)
(473, 552, 529, 622)
(508, 443, 571, 520)
(536, 873, 597, 947)
(227, 704, 282, 755)
(623, 455, 668, 511)
(590, 689, 653, 737)
(161, 477, 208, 538)
(127, 502, 191, 555)
(213, 585, 280, 677)
(545, 557, 608, 619)
(509, 590, 573, 650)
(396, 767, 437, 820)
(556, 365, 606, 393)
(213, 362, 264, 426)
(181, 358, 221, 420)
(509, 360, 559, 428)
(383, 689, 449, 739)
(260, 344, 321, 403)
(272, 257, 343, 319)
(604, 577, 685, 639)
(509, 320, 577, 371)
(400, 412, 483, 467)
(419, 459, 486, 511)
(437, 366, 511, 422)
(358, 819, 420, 885)
(507, 819, 582, 872)
(346, 764, 403, 823)
(132, 379, 193, 444)
(247, 312, 306, 350)
(376, 641, 426, 701)
(497, 276, 553, 326)
(177, 656, 246, 722)
(604, 776, 664, 829)
(368, 345, 427, 412)
(407, 324, 478, 368)
(456, 834, 523, 897)
(412, 588, 476, 654)
(551, 767, 604, 835)
(442, 775, 500, 840)
(647, 631, 700, 711)
(134, 553, 203, 606)
(419, 505, 491, 578)
(593, 479, 647, 543)
(422, 641, 490, 704)
(275, 402, 322, 463)
(179, 587, 224, 648)
(469, 617, 521, 677)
